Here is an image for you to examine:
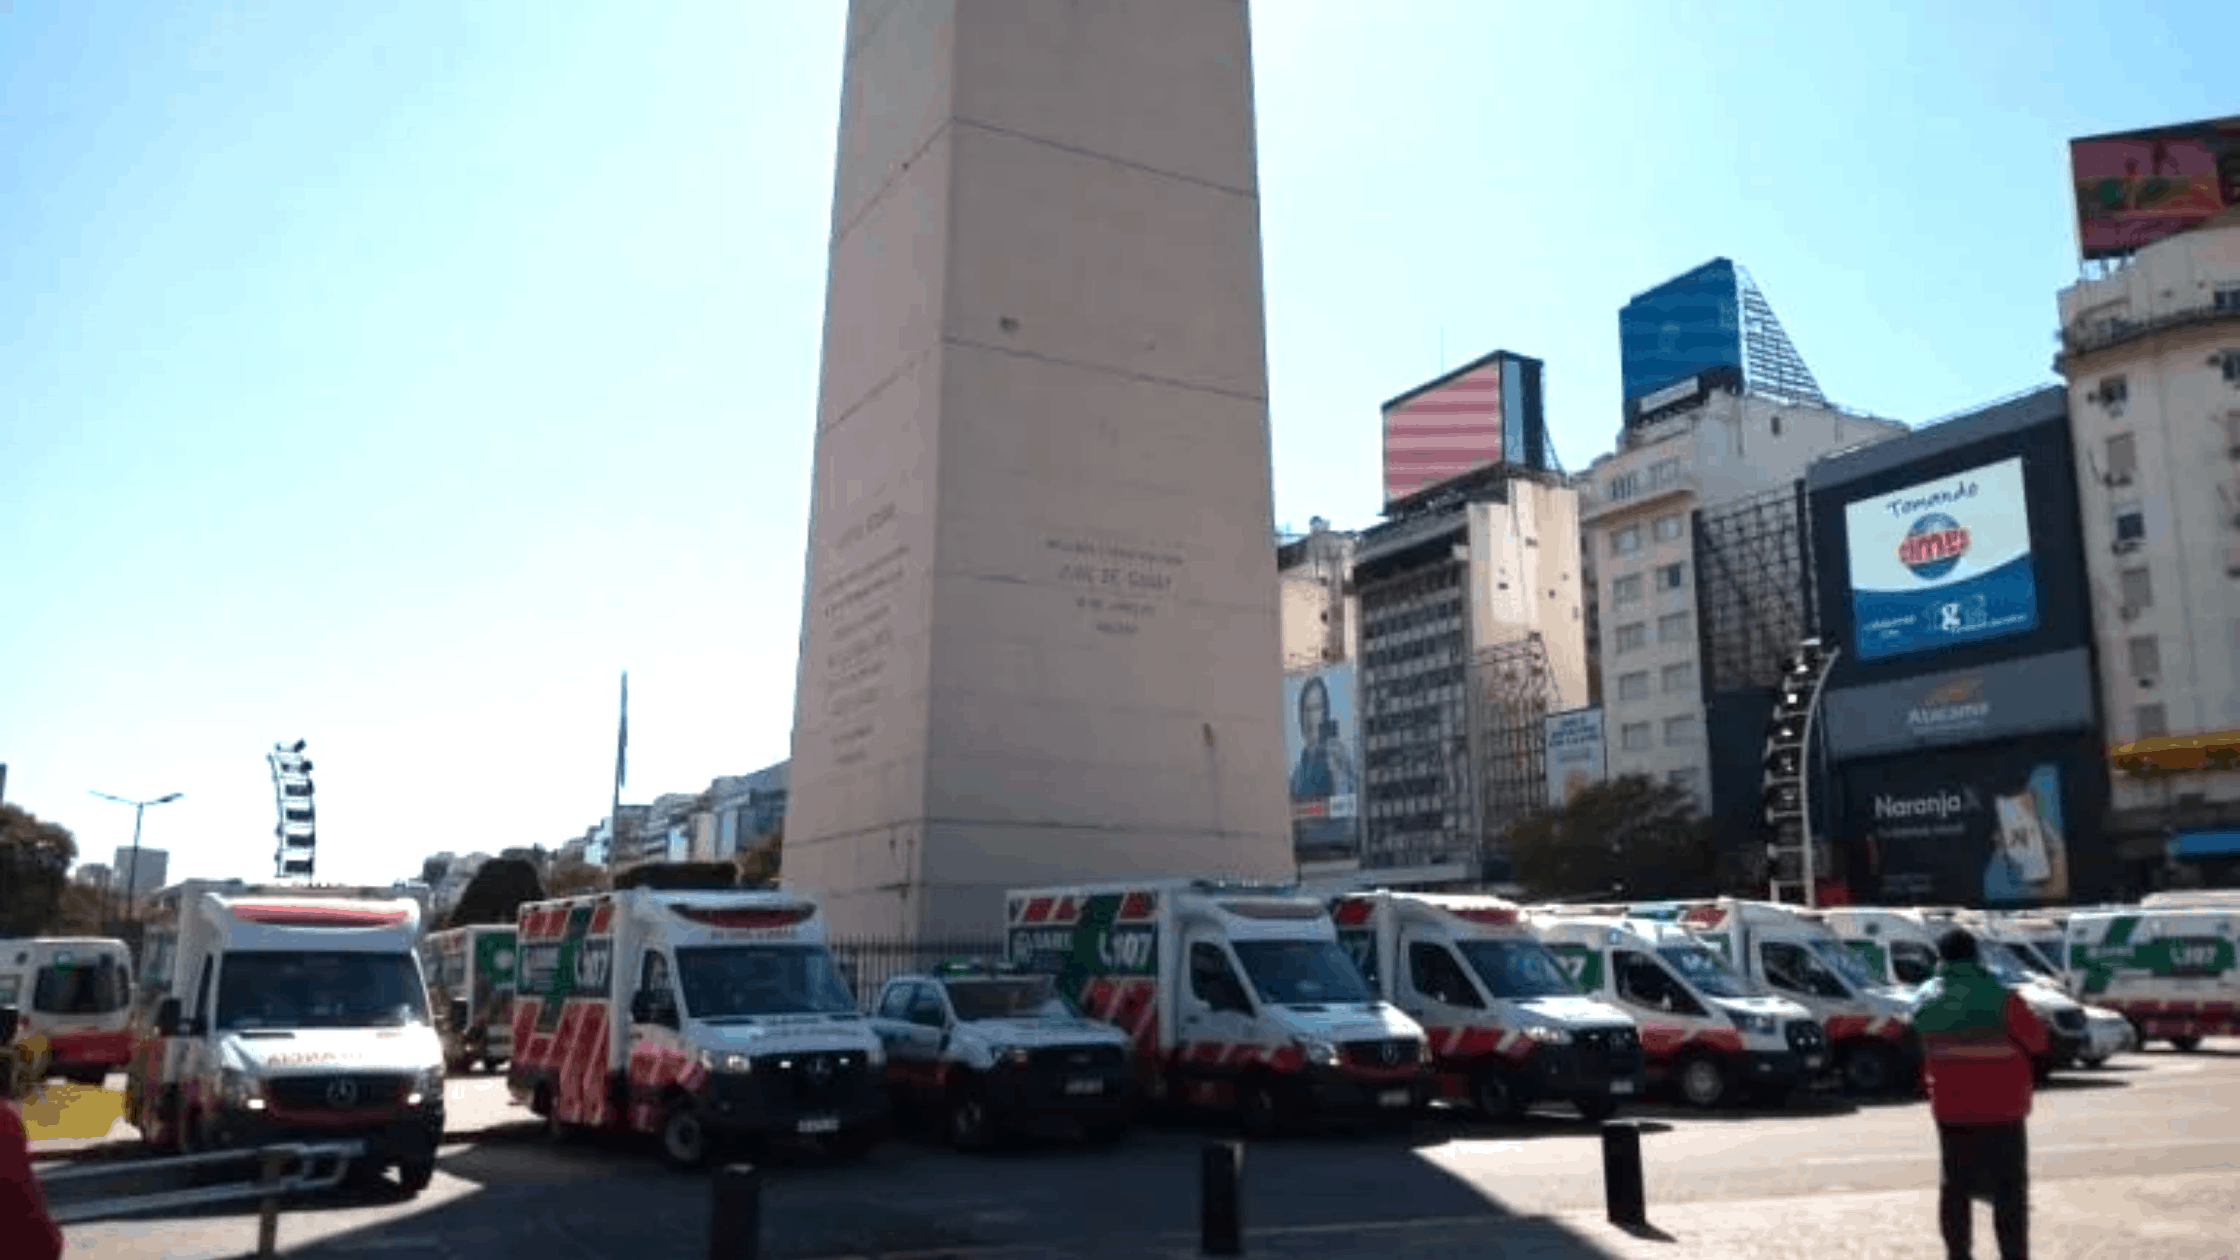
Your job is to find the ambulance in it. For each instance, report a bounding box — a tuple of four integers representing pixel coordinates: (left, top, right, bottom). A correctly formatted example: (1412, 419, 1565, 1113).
(0, 937, 136, 1085)
(418, 924, 518, 1073)
(1662, 901, 1919, 1096)
(125, 881, 446, 1194)
(1529, 914, 1827, 1109)
(2065, 903, 2239, 1051)
(1822, 907, 2092, 1074)
(1329, 891, 1643, 1121)
(1953, 910, 2133, 1065)
(506, 874, 887, 1169)
(1005, 879, 1432, 1136)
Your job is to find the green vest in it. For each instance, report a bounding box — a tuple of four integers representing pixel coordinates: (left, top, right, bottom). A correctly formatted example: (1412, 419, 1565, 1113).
(1911, 960, 2011, 1046)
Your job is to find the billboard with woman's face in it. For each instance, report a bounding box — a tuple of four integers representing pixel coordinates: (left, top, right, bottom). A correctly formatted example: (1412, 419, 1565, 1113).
(1284, 667, 1361, 864)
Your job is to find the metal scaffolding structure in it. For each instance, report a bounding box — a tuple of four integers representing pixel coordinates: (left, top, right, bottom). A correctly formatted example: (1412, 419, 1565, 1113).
(1694, 481, 1818, 698)
(1468, 633, 1558, 864)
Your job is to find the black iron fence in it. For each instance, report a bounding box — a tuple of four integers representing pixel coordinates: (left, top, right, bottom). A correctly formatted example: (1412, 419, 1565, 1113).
(827, 937, 1009, 1006)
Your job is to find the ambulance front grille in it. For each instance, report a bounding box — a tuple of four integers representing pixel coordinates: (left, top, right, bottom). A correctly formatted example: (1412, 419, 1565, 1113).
(752, 1051, 868, 1111)
(266, 1073, 411, 1111)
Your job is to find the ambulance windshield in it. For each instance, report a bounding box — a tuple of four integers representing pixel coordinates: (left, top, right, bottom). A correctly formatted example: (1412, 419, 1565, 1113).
(677, 945, 858, 1020)
(215, 952, 429, 1031)
(1230, 940, 1373, 1005)
(946, 977, 1078, 1022)
(1456, 940, 1577, 998)
(32, 958, 130, 1015)
(1805, 939, 1883, 993)
(1655, 944, 1758, 999)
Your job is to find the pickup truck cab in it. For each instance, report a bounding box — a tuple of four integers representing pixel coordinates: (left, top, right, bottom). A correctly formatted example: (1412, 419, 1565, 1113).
(869, 960, 1136, 1150)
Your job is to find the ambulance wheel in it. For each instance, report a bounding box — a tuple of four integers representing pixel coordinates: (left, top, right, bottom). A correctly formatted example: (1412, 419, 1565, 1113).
(1676, 1054, 1731, 1109)
(1472, 1070, 1527, 1122)
(1237, 1076, 1285, 1139)
(2168, 1035, 2203, 1053)
(829, 1125, 879, 1161)
(536, 1087, 576, 1145)
(2078, 1053, 2110, 1069)
(1841, 1043, 1898, 1096)
(659, 1097, 714, 1170)
(397, 1157, 436, 1195)
(946, 1083, 998, 1152)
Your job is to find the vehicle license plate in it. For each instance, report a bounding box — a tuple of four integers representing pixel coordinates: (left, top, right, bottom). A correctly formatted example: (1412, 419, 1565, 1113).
(1610, 1079, 1635, 1094)
(1805, 1054, 1826, 1069)
(1379, 1089, 1410, 1107)
(1065, 1077, 1103, 1095)
(796, 1116, 841, 1135)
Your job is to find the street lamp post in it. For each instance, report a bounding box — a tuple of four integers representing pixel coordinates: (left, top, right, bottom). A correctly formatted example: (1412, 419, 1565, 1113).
(90, 789, 183, 928)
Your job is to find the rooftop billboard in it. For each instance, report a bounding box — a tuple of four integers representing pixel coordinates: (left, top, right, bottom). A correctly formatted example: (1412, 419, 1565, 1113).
(2070, 116, 2240, 261)
(1619, 259, 1743, 403)
(1381, 351, 1547, 504)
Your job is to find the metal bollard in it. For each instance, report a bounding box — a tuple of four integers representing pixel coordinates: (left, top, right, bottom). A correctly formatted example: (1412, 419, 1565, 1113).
(1199, 1140, 1242, 1257)
(708, 1163, 762, 1260)
(1600, 1121, 1646, 1228)
(256, 1148, 287, 1257)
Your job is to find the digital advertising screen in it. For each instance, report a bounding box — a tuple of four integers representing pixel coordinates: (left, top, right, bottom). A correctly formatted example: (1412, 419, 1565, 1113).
(1844, 456, 2038, 663)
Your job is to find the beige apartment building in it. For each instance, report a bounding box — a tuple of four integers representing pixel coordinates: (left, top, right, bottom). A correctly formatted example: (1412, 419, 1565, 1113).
(1580, 385, 1906, 802)
(1278, 517, 1359, 670)
(2055, 215, 2240, 850)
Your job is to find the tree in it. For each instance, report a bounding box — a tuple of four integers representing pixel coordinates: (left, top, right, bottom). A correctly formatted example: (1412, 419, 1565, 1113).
(734, 823, 781, 885)
(1506, 774, 1721, 902)
(1, 803, 77, 936)
(543, 860, 610, 898)
(444, 857, 547, 930)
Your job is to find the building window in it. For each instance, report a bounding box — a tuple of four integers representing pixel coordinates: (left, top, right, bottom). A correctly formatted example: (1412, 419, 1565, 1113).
(2120, 566, 2153, 611)
(1667, 767, 1701, 795)
(1658, 611, 1692, 644)
(1654, 513, 1685, 542)
(2114, 503, 2146, 543)
(2099, 375, 2128, 405)
(2105, 433, 2136, 480)
(2226, 353, 2240, 384)
(2227, 411, 2240, 453)
(1662, 662, 1694, 694)
(1607, 472, 1641, 501)
(1664, 715, 1699, 746)
(2128, 635, 2160, 680)
(1621, 722, 1652, 752)
(1650, 459, 1684, 489)
(1658, 561, 1688, 591)
(2135, 703, 2168, 739)
(2217, 285, 2240, 313)
(1614, 623, 1647, 654)
(1618, 671, 1650, 702)
(1770, 415, 1783, 436)
(1611, 526, 1643, 556)
(1612, 574, 1644, 607)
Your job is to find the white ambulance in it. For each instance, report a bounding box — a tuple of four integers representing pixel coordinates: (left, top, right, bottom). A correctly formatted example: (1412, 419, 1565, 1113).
(1822, 906, 2093, 1074)
(506, 876, 887, 1169)
(1329, 891, 1643, 1122)
(0, 936, 135, 1085)
(1529, 914, 1827, 1109)
(125, 881, 446, 1194)
(418, 924, 518, 1074)
(2065, 903, 2239, 1051)
(1005, 879, 1431, 1137)
(1662, 900, 1919, 1096)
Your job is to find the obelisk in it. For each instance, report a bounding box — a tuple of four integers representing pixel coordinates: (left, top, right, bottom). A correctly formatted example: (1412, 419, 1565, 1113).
(784, 0, 1292, 940)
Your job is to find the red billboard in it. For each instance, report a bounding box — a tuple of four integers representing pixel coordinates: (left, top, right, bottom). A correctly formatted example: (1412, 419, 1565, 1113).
(2070, 116, 2240, 261)
(1382, 356, 1506, 504)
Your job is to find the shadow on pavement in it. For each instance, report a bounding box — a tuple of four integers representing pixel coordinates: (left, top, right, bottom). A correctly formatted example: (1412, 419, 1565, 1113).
(2035, 1075, 2129, 1092)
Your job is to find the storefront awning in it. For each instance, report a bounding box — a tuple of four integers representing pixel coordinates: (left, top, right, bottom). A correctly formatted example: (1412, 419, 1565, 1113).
(2169, 831, 2240, 860)
(2110, 728, 2240, 776)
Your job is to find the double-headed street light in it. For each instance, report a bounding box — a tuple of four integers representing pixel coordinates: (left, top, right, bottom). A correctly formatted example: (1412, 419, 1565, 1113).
(90, 789, 183, 925)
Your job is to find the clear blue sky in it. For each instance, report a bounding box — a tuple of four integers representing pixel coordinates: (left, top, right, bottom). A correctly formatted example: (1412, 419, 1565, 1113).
(1, 1, 2225, 890)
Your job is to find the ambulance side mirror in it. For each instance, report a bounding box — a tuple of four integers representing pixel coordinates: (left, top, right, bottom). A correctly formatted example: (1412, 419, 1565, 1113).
(155, 997, 183, 1037)
(0, 1006, 17, 1046)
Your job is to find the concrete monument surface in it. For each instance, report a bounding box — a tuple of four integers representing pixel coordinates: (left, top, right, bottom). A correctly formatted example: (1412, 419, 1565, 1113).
(784, 0, 1292, 940)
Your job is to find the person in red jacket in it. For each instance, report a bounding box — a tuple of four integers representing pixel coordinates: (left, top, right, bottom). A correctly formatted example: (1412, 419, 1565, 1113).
(2, 1008, 66, 1260)
(1911, 928, 2049, 1260)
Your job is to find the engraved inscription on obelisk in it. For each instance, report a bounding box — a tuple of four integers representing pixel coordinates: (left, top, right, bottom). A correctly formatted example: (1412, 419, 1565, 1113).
(785, 0, 1292, 940)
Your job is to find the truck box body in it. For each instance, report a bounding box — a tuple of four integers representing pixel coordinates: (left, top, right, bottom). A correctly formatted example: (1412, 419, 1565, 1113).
(1331, 892, 1644, 1120)
(1, 936, 135, 1084)
(506, 886, 886, 1164)
(1665, 900, 1918, 1096)
(2065, 906, 2239, 1046)
(1529, 914, 1826, 1109)
(418, 925, 518, 1072)
(1005, 880, 1431, 1125)
(125, 881, 445, 1191)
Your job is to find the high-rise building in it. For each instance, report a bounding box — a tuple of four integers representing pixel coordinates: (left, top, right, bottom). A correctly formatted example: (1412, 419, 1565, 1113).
(111, 847, 168, 900)
(1278, 518, 1357, 671)
(2054, 200, 2240, 880)
(1619, 258, 1827, 414)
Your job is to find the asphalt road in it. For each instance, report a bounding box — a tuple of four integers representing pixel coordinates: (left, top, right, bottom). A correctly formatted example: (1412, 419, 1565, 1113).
(34, 1041, 2240, 1260)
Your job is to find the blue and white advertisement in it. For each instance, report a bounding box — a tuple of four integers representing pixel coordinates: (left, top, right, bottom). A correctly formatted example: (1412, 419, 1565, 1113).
(1845, 457, 2039, 662)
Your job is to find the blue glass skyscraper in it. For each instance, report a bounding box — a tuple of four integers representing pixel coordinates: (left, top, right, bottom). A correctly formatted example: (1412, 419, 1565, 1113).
(1619, 258, 1826, 409)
